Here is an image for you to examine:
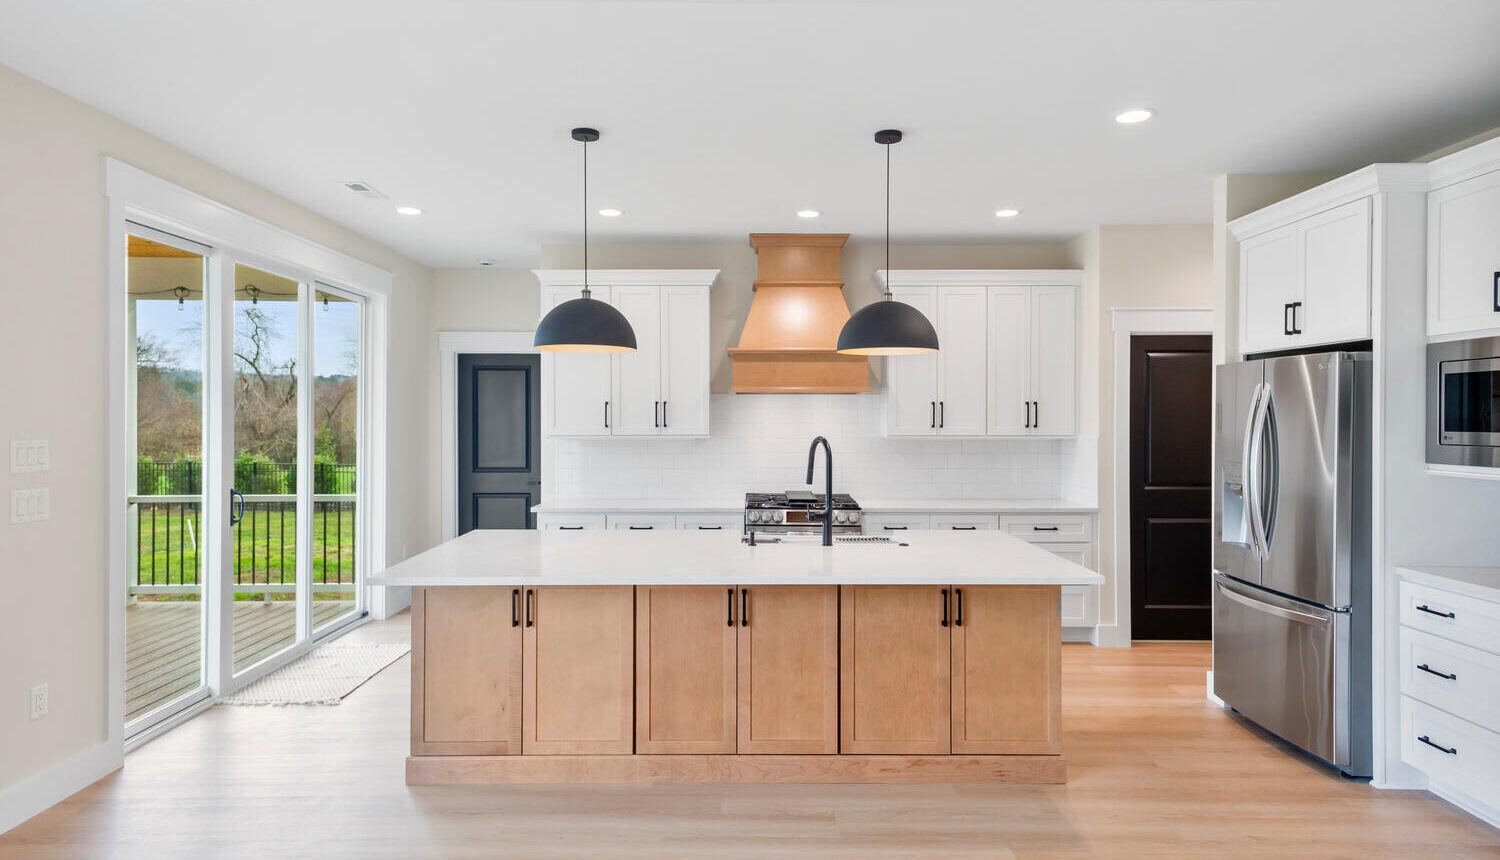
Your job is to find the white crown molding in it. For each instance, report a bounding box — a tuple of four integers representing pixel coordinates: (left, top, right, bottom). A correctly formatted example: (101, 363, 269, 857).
(876, 269, 1084, 288)
(1228, 163, 1430, 240)
(1426, 133, 1500, 190)
(532, 269, 719, 288)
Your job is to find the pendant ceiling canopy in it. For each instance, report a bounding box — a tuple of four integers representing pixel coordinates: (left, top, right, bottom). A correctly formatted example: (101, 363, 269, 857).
(534, 127, 637, 353)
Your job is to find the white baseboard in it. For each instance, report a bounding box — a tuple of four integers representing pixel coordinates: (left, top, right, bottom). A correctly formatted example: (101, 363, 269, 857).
(1429, 780, 1500, 830)
(1062, 627, 1095, 643)
(1091, 623, 1132, 648)
(1206, 669, 1225, 706)
(0, 740, 121, 835)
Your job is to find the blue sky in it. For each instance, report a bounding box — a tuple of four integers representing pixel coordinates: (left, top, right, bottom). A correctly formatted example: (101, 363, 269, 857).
(137, 298, 359, 377)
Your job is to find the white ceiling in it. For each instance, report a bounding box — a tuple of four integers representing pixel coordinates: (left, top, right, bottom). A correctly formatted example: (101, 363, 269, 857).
(4, 1, 1500, 267)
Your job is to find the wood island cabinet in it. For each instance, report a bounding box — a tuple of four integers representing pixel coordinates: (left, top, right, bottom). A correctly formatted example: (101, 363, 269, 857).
(951, 586, 1062, 754)
(411, 586, 522, 756)
(840, 585, 952, 754)
(737, 585, 839, 754)
(522, 586, 634, 755)
(635, 585, 738, 754)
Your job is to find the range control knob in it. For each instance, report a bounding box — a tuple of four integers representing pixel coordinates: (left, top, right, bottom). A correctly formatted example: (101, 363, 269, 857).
(847, 511, 861, 524)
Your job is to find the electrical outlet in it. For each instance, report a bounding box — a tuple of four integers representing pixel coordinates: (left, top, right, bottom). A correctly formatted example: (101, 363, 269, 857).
(10, 439, 49, 473)
(10, 487, 50, 524)
(30, 683, 48, 720)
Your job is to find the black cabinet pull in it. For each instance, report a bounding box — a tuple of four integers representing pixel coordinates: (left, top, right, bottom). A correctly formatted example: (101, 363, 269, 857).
(1033, 400, 1039, 428)
(1493, 271, 1499, 313)
(697, 525, 722, 530)
(1417, 663, 1457, 681)
(951, 525, 977, 530)
(940, 588, 950, 627)
(559, 525, 585, 530)
(654, 401, 660, 428)
(740, 588, 749, 627)
(727, 587, 735, 627)
(604, 401, 610, 429)
(628, 525, 654, 530)
(931, 401, 936, 429)
(1290, 301, 1303, 335)
(955, 588, 963, 627)
(882, 525, 908, 531)
(1024, 401, 1031, 429)
(1283, 303, 1293, 336)
(662, 400, 668, 428)
(1416, 604, 1456, 619)
(511, 588, 520, 628)
(1032, 525, 1060, 532)
(524, 589, 534, 628)
(939, 401, 945, 429)
(1418, 734, 1457, 755)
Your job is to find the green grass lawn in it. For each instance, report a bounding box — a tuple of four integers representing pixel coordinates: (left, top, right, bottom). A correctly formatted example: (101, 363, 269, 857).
(134, 502, 355, 590)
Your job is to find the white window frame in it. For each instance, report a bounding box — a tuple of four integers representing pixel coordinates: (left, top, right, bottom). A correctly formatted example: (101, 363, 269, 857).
(106, 158, 393, 750)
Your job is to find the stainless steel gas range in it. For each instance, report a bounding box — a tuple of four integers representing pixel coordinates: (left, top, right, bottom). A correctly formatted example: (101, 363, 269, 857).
(743, 491, 863, 536)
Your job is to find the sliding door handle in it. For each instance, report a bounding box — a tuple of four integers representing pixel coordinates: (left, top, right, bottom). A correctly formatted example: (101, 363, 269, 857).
(229, 488, 245, 526)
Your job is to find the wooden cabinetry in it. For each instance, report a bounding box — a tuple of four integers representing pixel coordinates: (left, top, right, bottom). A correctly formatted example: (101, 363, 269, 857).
(635, 585, 737, 754)
(411, 586, 522, 755)
(840, 585, 952, 754)
(537, 270, 716, 438)
(1428, 163, 1500, 337)
(522, 586, 634, 754)
(738, 585, 839, 754)
(951, 586, 1061, 754)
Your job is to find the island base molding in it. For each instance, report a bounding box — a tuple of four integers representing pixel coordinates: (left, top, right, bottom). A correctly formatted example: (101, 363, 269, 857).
(406, 754, 1066, 785)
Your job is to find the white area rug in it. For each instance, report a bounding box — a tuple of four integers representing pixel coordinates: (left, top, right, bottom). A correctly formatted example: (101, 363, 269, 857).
(219, 642, 409, 706)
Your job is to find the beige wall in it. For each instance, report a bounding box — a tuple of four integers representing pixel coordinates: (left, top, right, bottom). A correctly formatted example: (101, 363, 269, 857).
(0, 62, 432, 802)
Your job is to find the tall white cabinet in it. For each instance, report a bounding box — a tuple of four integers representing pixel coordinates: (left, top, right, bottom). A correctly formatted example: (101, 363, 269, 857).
(880, 271, 1080, 439)
(536, 270, 717, 438)
(1427, 137, 1500, 338)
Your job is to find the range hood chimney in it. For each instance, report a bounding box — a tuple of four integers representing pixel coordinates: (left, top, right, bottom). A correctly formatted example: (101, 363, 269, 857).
(727, 233, 869, 393)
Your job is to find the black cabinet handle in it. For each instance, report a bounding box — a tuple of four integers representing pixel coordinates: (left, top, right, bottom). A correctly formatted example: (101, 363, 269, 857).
(662, 400, 668, 428)
(931, 401, 936, 429)
(882, 525, 908, 531)
(1032, 525, 1060, 532)
(955, 588, 963, 627)
(1416, 604, 1456, 619)
(951, 525, 977, 530)
(1290, 301, 1302, 335)
(628, 525, 654, 530)
(740, 588, 748, 627)
(1024, 401, 1031, 429)
(559, 525, 585, 530)
(1493, 271, 1499, 313)
(524, 589, 534, 628)
(1033, 400, 1039, 428)
(1417, 663, 1457, 681)
(654, 401, 660, 428)
(511, 588, 520, 627)
(1283, 303, 1293, 336)
(604, 401, 610, 429)
(939, 401, 945, 429)
(697, 525, 722, 530)
(1418, 734, 1457, 755)
(727, 587, 735, 627)
(940, 588, 950, 627)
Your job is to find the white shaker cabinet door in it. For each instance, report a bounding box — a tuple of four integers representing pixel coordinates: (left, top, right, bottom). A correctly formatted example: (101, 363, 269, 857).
(1428, 169, 1500, 337)
(934, 286, 989, 436)
(659, 285, 711, 436)
(986, 286, 1032, 436)
(1298, 197, 1371, 347)
(884, 287, 940, 435)
(1239, 225, 1301, 355)
(1030, 286, 1077, 437)
(609, 285, 663, 436)
(542, 284, 613, 437)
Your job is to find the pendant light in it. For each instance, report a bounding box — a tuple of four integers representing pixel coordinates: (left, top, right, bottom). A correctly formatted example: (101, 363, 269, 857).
(836, 129, 939, 355)
(534, 127, 638, 353)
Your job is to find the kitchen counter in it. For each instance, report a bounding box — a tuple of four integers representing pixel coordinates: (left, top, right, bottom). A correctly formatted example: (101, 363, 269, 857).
(530, 498, 1098, 513)
(1396, 565, 1500, 602)
(370, 528, 1104, 588)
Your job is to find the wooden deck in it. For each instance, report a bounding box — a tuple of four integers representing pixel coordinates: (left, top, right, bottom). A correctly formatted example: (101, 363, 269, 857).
(126, 600, 354, 723)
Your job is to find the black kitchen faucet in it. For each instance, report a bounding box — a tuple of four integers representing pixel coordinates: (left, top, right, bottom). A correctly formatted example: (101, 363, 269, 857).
(805, 436, 833, 547)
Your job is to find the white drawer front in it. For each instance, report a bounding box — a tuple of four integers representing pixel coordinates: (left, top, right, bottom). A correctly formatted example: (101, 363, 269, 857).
(863, 513, 932, 533)
(1401, 627, 1500, 735)
(1402, 696, 1500, 813)
(537, 513, 607, 531)
(676, 514, 742, 532)
(606, 514, 678, 531)
(1400, 580, 1500, 656)
(997, 514, 1093, 543)
(930, 514, 1000, 531)
(1060, 585, 1098, 627)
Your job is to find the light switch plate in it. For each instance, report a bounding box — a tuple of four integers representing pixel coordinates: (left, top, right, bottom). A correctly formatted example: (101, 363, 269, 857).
(10, 439, 49, 473)
(10, 488, 50, 524)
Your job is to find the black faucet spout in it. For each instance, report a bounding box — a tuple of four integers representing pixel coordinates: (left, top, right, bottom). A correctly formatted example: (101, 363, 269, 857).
(806, 436, 834, 547)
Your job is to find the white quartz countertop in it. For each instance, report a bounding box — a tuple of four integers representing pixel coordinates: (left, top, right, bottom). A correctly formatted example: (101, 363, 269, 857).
(370, 529, 1106, 588)
(1397, 565, 1500, 602)
(531, 499, 1097, 514)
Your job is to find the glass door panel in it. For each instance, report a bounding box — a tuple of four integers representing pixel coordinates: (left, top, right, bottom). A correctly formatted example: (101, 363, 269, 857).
(125, 230, 210, 731)
(312, 287, 361, 633)
(231, 263, 305, 672)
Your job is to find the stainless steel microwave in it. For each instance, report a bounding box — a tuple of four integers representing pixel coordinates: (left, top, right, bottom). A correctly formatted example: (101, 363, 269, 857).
(1429, 335, 1500, 467)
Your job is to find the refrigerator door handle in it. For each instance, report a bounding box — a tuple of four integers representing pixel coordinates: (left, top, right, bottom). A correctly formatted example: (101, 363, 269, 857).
(1259, 386, 1280, 556)
(1215, 576, 1330, 626)
(1244, 383, 1271, 559)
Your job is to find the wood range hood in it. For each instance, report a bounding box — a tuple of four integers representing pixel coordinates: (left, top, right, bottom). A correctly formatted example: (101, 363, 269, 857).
(728, 233, 869, 393)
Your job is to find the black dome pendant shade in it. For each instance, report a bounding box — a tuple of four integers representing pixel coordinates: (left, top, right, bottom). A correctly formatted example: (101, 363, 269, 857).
(535, 128, 638, 353)
(836, 129, 939, 356)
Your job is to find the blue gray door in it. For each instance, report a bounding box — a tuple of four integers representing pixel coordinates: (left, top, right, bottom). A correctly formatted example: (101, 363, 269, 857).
(457, 354, 541, 533)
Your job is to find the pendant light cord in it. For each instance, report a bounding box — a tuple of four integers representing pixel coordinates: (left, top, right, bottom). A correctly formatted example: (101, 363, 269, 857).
(581, 136, 590, 299)
(884, 137, 892, 301)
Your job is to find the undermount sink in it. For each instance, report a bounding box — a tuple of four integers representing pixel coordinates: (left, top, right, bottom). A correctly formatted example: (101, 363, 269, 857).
(743, 534, 905, 547)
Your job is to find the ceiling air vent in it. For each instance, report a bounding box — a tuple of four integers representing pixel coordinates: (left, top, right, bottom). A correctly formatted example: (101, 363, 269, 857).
(342, 181, 387, 199)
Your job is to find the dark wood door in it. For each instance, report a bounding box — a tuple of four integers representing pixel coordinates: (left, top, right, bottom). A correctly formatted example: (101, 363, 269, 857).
(1130, 335, 1213, 640)
(457, 354, 541, 533)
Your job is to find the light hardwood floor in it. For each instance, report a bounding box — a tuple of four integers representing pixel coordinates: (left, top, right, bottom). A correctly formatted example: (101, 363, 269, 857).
(5, 616, 1498, 858)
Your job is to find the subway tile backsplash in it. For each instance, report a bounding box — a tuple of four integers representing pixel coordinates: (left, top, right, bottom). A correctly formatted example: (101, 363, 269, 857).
(545, 394, 1082, 503)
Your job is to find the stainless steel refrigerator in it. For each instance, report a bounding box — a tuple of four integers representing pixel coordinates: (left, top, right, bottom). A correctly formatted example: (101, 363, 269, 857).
(1212, 351, 1372, 777)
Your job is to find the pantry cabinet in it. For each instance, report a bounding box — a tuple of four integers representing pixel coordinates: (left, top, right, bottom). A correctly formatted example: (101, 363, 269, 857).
(879, 271, 1080, 439)
(536, 270, 716, 438)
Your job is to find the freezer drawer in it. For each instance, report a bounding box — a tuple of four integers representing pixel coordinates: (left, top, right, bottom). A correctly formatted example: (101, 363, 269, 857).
(1212, 572, 1355, 771)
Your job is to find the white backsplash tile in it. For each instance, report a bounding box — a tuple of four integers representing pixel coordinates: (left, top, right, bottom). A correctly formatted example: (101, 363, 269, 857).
(547, 394, 1080, 503)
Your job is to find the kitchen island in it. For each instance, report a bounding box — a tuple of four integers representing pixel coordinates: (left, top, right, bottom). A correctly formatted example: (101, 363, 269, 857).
(370, 529, 1104, 785)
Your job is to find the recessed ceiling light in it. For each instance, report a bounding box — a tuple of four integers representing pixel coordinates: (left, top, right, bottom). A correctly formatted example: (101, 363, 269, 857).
(1114, 108, 1155, 125)
(796, 209, 822, 219)
(598, 208, 623, 217)
(994, 208, 1021, 218)
(395, 206, 423, 216)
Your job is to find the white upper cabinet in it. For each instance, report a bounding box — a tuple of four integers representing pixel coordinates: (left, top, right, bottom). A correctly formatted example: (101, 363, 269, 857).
(536, 270, 717, 439)
(881, 271, 1079, 439)
(1428, 165, 1500, 338)
(1237, 196, 1371, 355)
